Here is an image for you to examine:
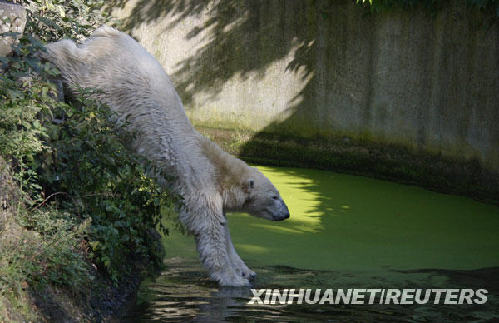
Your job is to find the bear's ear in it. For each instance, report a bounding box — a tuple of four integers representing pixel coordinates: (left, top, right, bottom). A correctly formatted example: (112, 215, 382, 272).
(249, 179, 255, 189)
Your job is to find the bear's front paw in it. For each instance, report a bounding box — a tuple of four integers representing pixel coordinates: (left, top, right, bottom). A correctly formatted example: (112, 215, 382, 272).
(229, 257, 256, 280)
(213, 269, 250, 287)
(247, 269, 257, 280)
(235, 265, 256, 280)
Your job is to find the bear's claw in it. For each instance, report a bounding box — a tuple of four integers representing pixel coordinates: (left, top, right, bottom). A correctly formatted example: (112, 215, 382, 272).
(215, 270, 250, 287)
(234, 263, 256, 280)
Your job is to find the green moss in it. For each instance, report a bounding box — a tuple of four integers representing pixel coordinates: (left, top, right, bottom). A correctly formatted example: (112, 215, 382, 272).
(162, 165, 499, 271)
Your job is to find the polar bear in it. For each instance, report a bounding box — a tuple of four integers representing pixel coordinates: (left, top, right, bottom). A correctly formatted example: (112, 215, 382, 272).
(43, 26, 290, 286)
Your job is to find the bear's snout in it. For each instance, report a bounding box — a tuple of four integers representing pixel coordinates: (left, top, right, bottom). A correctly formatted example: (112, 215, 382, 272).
(272, 203, 290, 221)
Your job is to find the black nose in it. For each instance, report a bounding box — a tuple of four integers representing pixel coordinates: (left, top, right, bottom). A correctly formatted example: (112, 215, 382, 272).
(273, 212, 290, 221)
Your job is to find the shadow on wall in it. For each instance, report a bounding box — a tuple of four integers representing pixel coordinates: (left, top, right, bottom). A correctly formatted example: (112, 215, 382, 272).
(108, 0, 320, 109)
(108, 0, 499, 202)
(107, 0, 376, 150)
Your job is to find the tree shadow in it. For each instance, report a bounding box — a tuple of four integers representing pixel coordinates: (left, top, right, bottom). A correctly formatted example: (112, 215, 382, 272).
(111, 0, 330, 108)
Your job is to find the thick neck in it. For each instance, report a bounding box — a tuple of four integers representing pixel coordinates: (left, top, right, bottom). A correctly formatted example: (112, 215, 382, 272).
(198, 136, 249, 210)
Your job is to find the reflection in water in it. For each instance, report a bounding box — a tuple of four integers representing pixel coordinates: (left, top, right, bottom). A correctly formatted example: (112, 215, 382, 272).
(124, 258, 499, 322)
(125, 166, 499, 322)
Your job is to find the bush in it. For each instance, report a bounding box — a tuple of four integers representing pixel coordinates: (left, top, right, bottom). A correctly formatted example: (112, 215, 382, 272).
(0, 0, 174, 304)
(37, 87, 173, 281)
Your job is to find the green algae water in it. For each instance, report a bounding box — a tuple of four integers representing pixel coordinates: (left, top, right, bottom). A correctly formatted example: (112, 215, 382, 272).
(124, 166, 499, 322)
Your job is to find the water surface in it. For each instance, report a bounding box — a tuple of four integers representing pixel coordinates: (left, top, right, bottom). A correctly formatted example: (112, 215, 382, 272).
(125, 166, 499, 322)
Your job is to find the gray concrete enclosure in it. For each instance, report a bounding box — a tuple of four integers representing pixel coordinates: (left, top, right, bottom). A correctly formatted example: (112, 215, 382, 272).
(111, 0, 499, 173)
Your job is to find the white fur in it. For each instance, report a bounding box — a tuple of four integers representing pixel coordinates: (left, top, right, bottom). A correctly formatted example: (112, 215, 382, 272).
(43, 26, 289, 286)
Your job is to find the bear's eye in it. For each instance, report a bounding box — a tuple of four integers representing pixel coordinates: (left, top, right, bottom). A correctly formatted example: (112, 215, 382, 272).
(272, 195, 279, 200)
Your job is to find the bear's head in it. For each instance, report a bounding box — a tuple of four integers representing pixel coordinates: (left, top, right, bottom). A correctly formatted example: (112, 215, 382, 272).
(241, 168, 290, 221)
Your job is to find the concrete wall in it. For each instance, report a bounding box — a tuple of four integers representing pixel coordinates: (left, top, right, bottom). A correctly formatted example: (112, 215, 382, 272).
(111, 0, 499, 173)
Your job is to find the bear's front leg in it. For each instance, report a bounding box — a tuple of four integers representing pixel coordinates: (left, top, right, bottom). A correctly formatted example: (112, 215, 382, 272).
(223, 221, 256, 280)
(194, 221, 250, 287)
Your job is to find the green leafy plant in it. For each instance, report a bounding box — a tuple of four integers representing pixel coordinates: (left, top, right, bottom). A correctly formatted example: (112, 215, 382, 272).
(22, 0, 108, 42)
(37, 87, 174, 281)
(1, 2, 176, 311)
